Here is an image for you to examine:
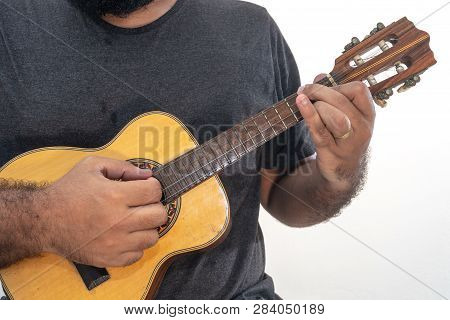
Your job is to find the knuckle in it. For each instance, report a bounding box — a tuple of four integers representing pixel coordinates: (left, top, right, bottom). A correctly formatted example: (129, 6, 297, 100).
(314, 139, 330, 149)
(148, 230, 160, 247)
(156, 204, 169, 225)
(103, 237, 116, 250)
(317, 125, 330, 139)
(305, 83, 322, 93)
(148, 178, 163, 201)
(108, 189, 124, 202)
(352, 81, 369, 95)
(335, 116, 350, 130)
(151, 203, 168, 226)
(122, 252, 144, 267)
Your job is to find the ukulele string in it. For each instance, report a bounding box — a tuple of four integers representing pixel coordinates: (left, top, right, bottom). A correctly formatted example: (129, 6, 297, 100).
(159, 108, 305, 199)
(156, 65, 379, 198)
(153, 76, 336, 185)
(152, 92, 301, 178)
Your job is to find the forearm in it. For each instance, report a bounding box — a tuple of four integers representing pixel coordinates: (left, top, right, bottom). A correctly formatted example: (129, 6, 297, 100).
(0, 179, 49, 268)
(265, 153, 369, 228)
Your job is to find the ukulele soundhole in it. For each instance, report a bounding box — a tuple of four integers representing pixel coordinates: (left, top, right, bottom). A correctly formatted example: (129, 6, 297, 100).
(127, 158, 181, 237)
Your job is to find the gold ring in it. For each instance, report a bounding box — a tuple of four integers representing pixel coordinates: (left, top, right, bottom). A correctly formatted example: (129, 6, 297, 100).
(334, 128, 353, 140)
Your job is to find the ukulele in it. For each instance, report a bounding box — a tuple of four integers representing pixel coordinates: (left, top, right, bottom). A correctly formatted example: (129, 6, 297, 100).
(0, 17, 436, 300)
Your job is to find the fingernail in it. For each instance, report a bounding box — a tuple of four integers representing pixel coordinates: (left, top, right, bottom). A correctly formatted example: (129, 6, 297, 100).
(297, 86, 305, 93)
(298, 94, 309, 106)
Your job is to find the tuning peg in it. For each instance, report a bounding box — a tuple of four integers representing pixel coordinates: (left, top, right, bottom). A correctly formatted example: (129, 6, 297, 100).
(370, 28, 378, 36)
(374, 97, 387, 108)
(373, 88, 394, 108)
(368, 22, 385, 37)
(397, 76, 420, 93)
(343, 37, 360, 52)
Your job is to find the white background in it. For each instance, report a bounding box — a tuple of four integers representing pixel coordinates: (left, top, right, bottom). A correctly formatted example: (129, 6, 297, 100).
(253, 0, 450, 300)
(1, 0, 449, 301)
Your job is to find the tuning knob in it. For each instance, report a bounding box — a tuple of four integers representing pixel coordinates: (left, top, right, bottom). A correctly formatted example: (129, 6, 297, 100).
(374, 88, 394, 108)
(343, 37, 361, 52)
(369, 22, 386, 36)
(397, 76, 420, 93)
(374, 97, 387, 108)
(370, 28, 378, 36)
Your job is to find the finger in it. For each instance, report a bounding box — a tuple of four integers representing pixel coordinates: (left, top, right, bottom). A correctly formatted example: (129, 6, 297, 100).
(116, 251, 145, 267)
(119, 177, 163, 206)
(314, 73, 327, 84)
(122, 229, 159, 252)
(314, 101, 352, 141)
(87, 156, 153, 181)
(296, 94, 336, 149)
(334, 81, 376, 121)
(124, 202, 168, 232)
(299, 84, 363, 124)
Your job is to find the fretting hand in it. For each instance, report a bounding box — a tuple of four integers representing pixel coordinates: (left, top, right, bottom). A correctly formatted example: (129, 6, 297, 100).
(296, 76, 376, 190)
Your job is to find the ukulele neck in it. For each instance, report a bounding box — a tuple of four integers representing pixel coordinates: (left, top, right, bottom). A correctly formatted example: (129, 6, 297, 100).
(153, 76, 334, 204)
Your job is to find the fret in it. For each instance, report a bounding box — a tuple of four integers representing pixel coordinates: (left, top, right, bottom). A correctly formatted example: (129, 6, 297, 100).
(215, 132, 236, 165)
(274, 107, 288, 130)
(229, 128, 247, 157)
(278, 104, 300, 128)
(197, 144, 218, 175)
(205, 138, 229, 171)
(206, 142, 225, 173)
(163, 184, 178, 203)
(251, 117, 267, 144)
(263, 111, 278, 135)
(277, 102, 294, 119)
(186, 149, 203, 186)
(253, 114, 273, 141)
(264, 108, 287, 135)
(234, 126, 249, 154)
(184, 150, 204, 185)
(173, 155, 194, 189)
(166, 163, 185, 195)
(157, 94, 308, 203)
(220, 131, 239, 163)
(242, 119, 262, 143)
(235, 124, 255, 151)
(285, 99, 299, 122)
(241, 122, 259, 151)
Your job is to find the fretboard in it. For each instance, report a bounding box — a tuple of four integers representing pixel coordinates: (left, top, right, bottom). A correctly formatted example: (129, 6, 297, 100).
(153, 77, 333, 204)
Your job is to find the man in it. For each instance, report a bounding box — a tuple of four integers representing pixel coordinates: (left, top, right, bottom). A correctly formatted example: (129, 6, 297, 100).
(0, 0, 375, 299)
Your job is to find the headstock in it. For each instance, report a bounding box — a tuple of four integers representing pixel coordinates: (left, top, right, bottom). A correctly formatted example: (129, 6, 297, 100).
(327, 17, 436, 107)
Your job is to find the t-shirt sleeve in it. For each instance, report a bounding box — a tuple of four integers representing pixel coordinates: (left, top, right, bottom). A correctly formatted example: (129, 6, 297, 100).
(259, 15, 316, 173)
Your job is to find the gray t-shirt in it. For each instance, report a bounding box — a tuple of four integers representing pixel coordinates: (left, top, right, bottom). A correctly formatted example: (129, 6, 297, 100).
(0, 0, 315, 299)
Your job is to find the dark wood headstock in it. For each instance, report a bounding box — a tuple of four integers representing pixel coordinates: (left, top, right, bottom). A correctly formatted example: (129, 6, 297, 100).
(329, 17, 437, 107)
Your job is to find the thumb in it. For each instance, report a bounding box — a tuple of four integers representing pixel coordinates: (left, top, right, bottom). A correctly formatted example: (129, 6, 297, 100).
(314, 73, 327, 84)
(91, 157, 153, 181)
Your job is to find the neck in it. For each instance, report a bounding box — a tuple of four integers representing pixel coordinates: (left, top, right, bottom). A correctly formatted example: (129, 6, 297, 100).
(102, 0, 177, 29)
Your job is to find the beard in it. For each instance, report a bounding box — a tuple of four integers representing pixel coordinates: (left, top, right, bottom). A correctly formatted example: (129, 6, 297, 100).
(70, 0, 155, 17)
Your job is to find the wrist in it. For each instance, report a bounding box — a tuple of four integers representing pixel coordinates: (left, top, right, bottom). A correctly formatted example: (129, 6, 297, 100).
(32, 186, 57, 254)
(317, 161, 360, 193)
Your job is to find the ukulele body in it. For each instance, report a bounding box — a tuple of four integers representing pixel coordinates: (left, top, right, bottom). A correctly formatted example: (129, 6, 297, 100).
(0, 111, 231, 300)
